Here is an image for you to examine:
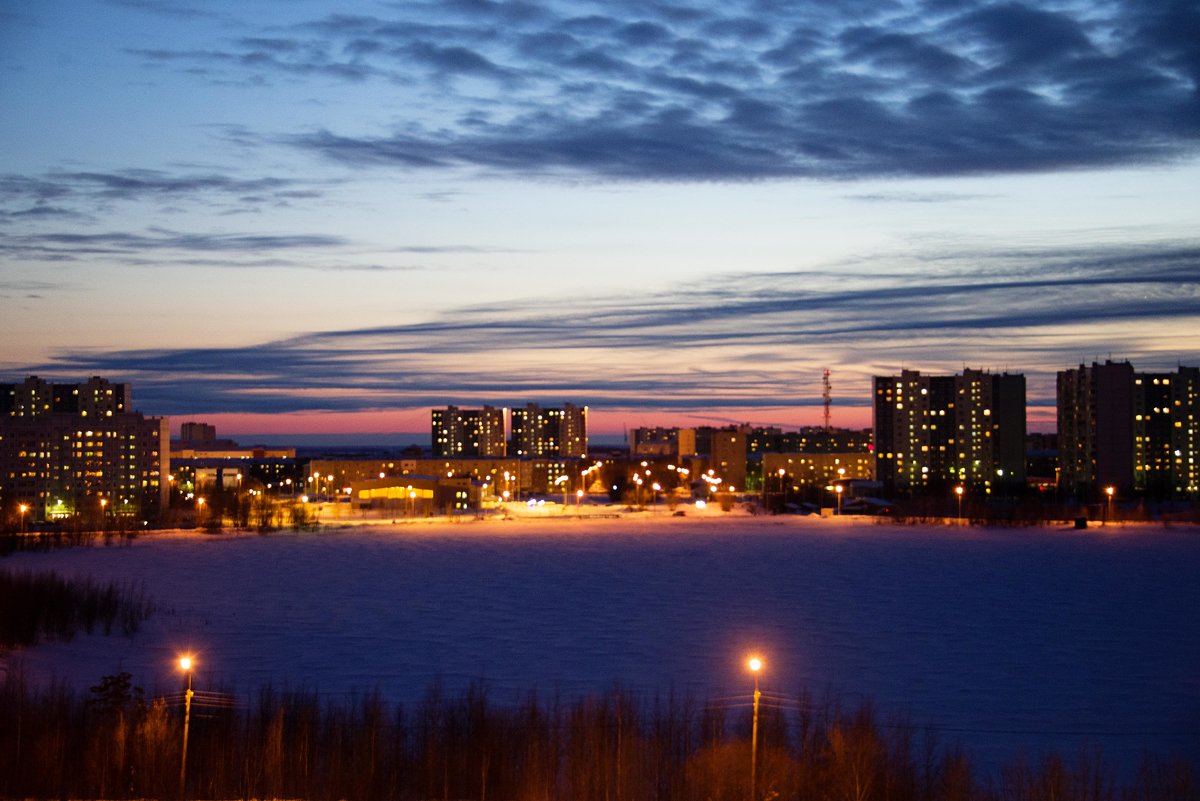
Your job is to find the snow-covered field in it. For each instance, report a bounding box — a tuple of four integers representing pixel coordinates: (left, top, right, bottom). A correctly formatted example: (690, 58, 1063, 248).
(3, 514, 1199, 772)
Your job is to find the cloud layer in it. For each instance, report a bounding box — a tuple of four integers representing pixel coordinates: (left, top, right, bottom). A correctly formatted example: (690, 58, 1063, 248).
(130, 0, 1200, 181)
(25, 239, 1200, 418)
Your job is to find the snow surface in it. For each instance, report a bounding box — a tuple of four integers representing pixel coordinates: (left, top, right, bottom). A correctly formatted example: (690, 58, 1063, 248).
(3, 514, 1199, 772)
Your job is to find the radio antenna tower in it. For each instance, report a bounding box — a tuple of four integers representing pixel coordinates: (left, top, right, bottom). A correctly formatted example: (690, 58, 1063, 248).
(822, 369, 832, 432)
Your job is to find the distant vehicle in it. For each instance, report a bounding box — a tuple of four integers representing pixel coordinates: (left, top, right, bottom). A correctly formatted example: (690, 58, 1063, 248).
(840, 497, 893, 515)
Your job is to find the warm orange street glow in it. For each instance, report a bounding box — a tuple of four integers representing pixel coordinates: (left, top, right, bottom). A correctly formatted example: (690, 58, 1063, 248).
(748, 656, 763, 673)
(179, 655, 193, 672)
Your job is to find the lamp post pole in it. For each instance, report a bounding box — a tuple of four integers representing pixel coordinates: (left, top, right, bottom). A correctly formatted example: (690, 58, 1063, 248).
(179, 656, 194, 799)
(1105, 486, 1115, 526)
(748, 657, 762, 801)
(955, 485, 964, 524)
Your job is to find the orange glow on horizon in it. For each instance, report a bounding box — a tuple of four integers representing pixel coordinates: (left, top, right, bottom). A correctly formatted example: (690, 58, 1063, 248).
(185, 404, 1064, 439)
(196, 406, 877, 439)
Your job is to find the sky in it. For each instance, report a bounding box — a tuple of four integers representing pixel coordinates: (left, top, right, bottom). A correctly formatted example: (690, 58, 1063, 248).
(1, 0, 1198, 439)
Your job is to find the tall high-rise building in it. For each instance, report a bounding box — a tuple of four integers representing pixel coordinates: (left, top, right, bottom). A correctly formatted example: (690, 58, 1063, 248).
(953, 368, 1026, 489)
(1061, 362, 1199, 498)
(1057, 360, 1135, 495)
(1167, 367, 1200, 497)
(510, 403, 588, 458)
(874, 368, 1025, 495)
(1, 376, 169, 522)
(873, 370, 955, 494)
(711, 425, 748, 492)
(431, 405, 506, 458)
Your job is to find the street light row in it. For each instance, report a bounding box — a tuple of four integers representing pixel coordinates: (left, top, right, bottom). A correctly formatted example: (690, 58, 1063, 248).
(171, 651, 771, 799)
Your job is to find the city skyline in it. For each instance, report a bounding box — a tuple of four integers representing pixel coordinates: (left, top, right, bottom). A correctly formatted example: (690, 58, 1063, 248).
(2, 0, 1198, 437)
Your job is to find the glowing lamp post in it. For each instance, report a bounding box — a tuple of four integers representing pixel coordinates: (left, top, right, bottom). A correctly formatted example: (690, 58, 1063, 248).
(834, 484, 844, 515)
(748, 656, 763, 801)
(1105, 486, 1115, 525)
(955, 485, 964, 523)
(576, 488, 583, 514)
(554, 474, 569, 510)
(18, 503, 28, 533)
(178, 655, 195, 798)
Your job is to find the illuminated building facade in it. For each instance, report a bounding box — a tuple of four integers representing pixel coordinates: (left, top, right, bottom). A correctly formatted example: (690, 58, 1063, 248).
(953, 369, 1026, 490)
(874, 369, 1025, 495)
(874, 371, 955, 494)
(510, 403, 587, 458)
(630, 427, 678, 457)
(763, 452, 874, 491)
(0, 376, 169, 522)
(1061, 362, 1200, 498)
(431, 405, 506, 457)
(347, 474, 482, 515)
(1160, 367, 1200, 497)
(712, 426, 748, 492)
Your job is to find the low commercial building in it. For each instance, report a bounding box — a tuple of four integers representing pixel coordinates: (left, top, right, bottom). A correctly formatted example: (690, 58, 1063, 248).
(347, 474, 483, 514)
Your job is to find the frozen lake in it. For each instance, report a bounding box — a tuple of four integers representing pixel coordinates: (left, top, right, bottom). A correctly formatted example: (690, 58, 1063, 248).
(3, 515, 1199, 772)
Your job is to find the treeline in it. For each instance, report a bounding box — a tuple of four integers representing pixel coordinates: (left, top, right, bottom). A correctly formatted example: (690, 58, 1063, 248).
(0, 527, 142, 556)
(0, 568, 153, 648)
(0, 677, 1193, 801)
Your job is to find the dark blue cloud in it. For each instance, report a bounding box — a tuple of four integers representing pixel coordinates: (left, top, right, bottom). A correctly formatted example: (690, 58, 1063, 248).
(118, 0, 1199, 181)
(0, 229, 347, 263)
(0, 168, 335, 221)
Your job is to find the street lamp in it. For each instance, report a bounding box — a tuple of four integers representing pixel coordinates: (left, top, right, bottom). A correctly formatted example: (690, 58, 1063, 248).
(178, 655, 195, 798)
(1105, 486, 1115, 525)
(955, 485, 964, 523)
(834, 484, 844, 515)
(748, 656, 763, 801)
